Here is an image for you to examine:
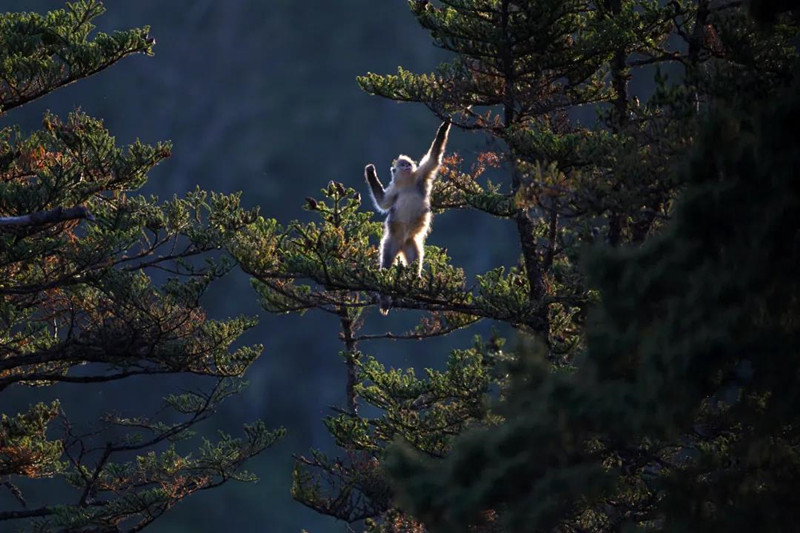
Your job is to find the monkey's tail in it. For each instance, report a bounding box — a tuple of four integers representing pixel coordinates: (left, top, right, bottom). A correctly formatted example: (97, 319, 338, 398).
(379, 294, 391, 316)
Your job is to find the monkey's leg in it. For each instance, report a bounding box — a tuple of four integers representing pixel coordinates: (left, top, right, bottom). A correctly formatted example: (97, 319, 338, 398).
(380, 234, 401, 270)
(403, 239, 424, 277)
(396, 249, 408, 267)
(378, 230, 402, 315)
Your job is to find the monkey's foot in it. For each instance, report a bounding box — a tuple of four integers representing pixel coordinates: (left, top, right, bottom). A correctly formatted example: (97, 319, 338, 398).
(379, 294, 392, 316)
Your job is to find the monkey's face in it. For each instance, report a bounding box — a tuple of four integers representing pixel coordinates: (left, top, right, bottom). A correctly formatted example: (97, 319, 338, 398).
(391, 156, 415, 180)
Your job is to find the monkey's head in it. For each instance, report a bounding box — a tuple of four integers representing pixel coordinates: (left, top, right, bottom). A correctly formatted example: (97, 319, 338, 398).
(391, 155, 416, 181)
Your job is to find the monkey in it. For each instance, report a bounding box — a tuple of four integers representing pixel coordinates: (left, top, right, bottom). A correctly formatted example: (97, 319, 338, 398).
(364, 120, 451, 314)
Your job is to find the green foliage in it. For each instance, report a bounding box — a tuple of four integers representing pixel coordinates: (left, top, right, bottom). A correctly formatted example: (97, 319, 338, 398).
(0, 402, 63, 478)
(0, 2, 281, 531)
(255, 1, 800, 531)
(49, 420, 283, 531)
(360, 0, 610, 112)
(349, 339, 503, 456)
(1, 111, 264, 387)
(0, 0, 155, 113)
(291, 338, 506, 526)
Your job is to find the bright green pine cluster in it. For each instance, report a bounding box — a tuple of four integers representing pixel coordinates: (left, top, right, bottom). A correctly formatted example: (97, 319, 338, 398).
(291, 338, 508, 526)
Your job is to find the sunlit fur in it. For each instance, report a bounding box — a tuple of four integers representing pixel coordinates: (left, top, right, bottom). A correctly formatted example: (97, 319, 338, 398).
(364, 121, 451, 314)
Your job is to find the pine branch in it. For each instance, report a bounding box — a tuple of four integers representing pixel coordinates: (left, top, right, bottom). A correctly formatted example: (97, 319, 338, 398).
(352, 317, 479, 342)
(0, 506, 58, 521)
(0, 205, 94, 227)
(1, 480, 26, 508)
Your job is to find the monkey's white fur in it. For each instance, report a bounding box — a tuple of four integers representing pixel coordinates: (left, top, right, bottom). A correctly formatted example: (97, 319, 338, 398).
(364, 121, 450, 314)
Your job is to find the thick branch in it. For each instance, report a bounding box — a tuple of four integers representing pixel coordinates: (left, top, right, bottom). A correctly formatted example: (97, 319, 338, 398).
(1, 480, 26, 508)
(0, 506, 55, 521)
(338, 309, 359, 415)
(542, 203, 559, 273)
(0, 205, 94, 227)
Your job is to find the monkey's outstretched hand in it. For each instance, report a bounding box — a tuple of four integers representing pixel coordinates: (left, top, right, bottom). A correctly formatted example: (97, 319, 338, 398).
(365, 164, 389, 211)
(364, 163, 377, 183)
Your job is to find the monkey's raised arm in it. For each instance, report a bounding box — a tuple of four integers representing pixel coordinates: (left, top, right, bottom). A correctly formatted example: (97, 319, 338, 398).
(416, 121, 451, 181)
(365, 164, 393, 212)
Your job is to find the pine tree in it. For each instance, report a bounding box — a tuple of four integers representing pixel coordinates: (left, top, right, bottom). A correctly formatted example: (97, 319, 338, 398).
(230, 0, 799, 530)
(0, 2, 282, 530)
(379, 3, 800, 532)
(388, 62, 800, 533)
(357, 0, 700, 358)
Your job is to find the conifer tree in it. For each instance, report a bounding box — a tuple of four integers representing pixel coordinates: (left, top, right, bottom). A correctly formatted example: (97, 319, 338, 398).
(231, 0, 799, 530)
(378, 3, 800, 532)
(0, 2, 282, 530)
(388, 57, 800, 533)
